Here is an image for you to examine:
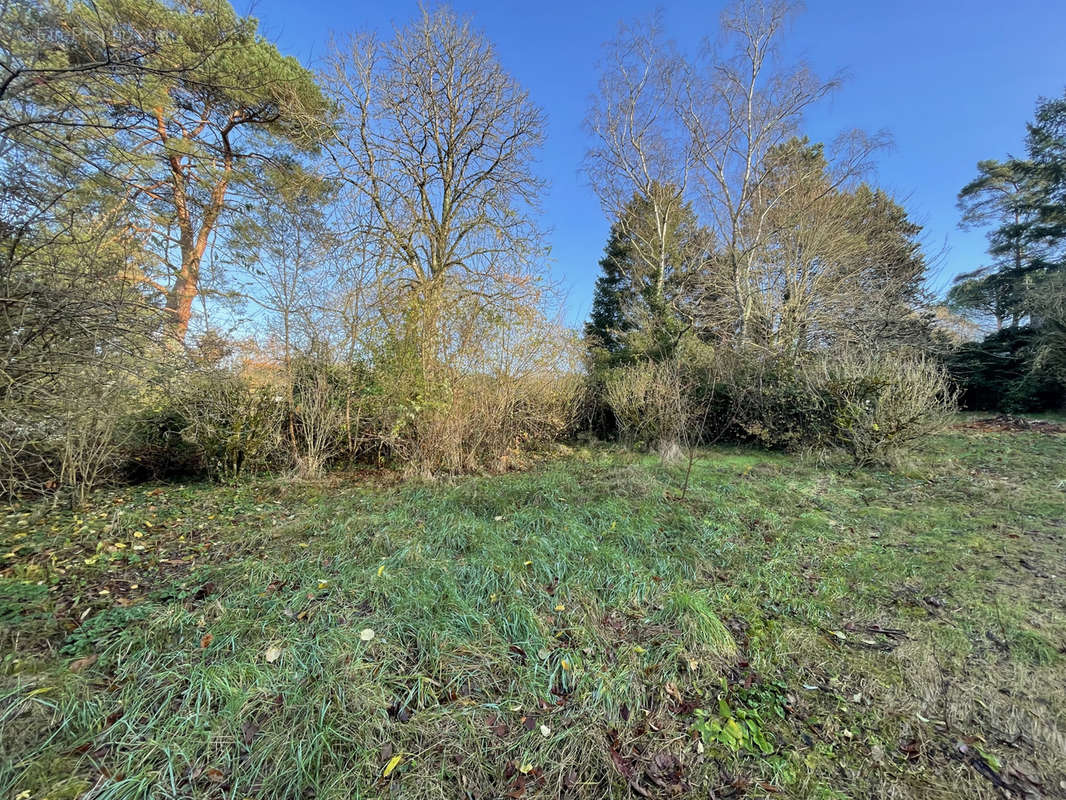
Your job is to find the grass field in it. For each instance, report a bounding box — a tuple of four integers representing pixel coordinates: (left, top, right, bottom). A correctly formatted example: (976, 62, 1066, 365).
(2, 423, 1064, 799)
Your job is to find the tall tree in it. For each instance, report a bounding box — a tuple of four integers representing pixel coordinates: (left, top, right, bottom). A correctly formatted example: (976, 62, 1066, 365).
(687, 0, 860, 342)
(1020, 93, 1066, 291)
(585, 188, 711, 363)
(954, 159, 1034, 327)
(948, 91, 1066, 411)
(583, 14, 701, 337)
(738, 137, 929, 358)
(954, 92, 1066, 328)
(585, 0, 884, 348)
(112, 0, 326, 343)
(6, 0, 328, 345)
(324, 5, 549, 358)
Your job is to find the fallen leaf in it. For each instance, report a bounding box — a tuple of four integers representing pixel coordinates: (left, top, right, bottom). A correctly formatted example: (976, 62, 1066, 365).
(360, 628, 375, 642)
(265, 645, 282, 663)
(382, 753, 403, 777)
(70, 653, 98, 672)
(200, 633, 213, 649)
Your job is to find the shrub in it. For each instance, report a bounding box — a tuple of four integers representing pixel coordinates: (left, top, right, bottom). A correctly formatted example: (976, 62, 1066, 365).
(604, 359, 687, 457)
(821, 354, 957, 465)
(0, 365, 138, 505)
(288, 359, 350, 478)
(124, 406, 205, 481)
(600, 347, 956, 465)
(377, 370, 580, 474)
(721, 357, 832, 451)
(947, 325, 1065, 412)
(177, 370, 287, 480)
(360, 289, 582, 475)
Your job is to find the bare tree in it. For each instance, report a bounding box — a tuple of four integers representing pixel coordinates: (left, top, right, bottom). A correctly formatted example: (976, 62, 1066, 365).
(586, 0, 900, 350)
(685, 0, 847, 341)
(583, 15, 704, 323)
(735, 135, 927, 359)
(323, 6, 549, 353)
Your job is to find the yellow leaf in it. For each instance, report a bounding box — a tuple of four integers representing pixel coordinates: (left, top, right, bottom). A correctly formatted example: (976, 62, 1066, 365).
(265, 646, 282, 663)
(725, 717, 744, 740)
(377, 564, 385, 577)
(383, 754, 403, 777)
(554, 604, 565, 612)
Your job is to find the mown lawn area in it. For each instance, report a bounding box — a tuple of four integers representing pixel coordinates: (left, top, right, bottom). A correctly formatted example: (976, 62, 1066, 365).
(2, 424, 1064, 799)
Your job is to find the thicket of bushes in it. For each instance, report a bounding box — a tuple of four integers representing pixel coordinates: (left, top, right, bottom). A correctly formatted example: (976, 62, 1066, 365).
(599, 343, 956, 467)
(947, 326, 1066, 412)
(6, 356, 583, 496)
(0, 332, 959, 506)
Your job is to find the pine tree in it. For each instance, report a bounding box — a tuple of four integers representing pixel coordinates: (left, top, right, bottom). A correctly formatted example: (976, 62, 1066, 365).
(584, 187, 710, 364)
(953, 92, 1066, 328)
(584, 222, 636, 361)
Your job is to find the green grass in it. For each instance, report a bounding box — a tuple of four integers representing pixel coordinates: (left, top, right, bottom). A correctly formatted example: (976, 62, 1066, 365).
(1, 425, 1064, 799)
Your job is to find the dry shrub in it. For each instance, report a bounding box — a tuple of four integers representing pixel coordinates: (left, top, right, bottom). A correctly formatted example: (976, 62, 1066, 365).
(600, 346, 954, 467)
(54, 374, 132, 506)
(395, 371, 580, 474)
(821, 353, 957, 465)
(604, 359, 686, 458)
(369, 287, 581, 474)
(288, 363, 348, 479)
(0, 364, 138, 505)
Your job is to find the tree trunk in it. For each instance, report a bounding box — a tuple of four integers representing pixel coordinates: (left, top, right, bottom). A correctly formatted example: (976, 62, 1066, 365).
(164, 257, 200, 344)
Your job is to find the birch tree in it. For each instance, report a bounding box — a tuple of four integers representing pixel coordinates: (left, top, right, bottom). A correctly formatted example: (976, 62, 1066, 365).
(583, 16, 704, 336)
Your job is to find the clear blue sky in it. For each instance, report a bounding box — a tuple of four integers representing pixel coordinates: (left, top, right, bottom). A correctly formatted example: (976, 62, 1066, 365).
(251, 0, 1066, 326)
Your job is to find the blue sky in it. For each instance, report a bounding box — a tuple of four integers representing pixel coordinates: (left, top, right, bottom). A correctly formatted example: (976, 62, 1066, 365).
(251, 0, 1066, 326)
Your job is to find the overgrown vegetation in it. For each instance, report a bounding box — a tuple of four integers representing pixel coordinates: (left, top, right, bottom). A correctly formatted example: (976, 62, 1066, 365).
(1, 0, 979, 506)
(945, 94, 1066, 411)
(2, 426, 1064, 798)
(2, 1, 1065, 795)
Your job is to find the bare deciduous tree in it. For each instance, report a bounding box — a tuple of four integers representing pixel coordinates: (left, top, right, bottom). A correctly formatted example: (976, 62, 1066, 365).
(323, 6, 549, 348)
(686, 0, 844, 340)
(586, 0, 906, 351)
(583, 15, 704, 322)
